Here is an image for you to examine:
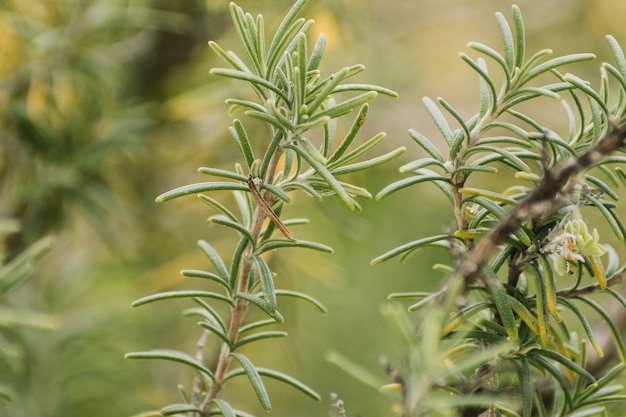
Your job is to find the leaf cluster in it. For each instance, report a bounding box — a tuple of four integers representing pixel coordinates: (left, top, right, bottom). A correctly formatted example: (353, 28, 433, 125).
(374, 5, 626, 417)
(127, 1, 403, 416)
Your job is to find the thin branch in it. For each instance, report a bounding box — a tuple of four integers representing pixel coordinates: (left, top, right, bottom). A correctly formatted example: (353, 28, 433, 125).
(455, 121, 626, 285)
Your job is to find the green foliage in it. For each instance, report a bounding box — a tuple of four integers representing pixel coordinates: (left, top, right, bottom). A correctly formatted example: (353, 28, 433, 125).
(128, 0, 402, 415)
(373, 5, 626, 416)
(0, 220, 56, 403)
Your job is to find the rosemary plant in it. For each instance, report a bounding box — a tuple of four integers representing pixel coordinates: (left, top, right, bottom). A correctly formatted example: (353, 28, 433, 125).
(373, 5, 626, 417)
(127, 0, 402, 415)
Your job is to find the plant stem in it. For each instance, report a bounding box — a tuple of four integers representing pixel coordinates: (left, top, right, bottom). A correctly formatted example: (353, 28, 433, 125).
(200, 140, 287, 414)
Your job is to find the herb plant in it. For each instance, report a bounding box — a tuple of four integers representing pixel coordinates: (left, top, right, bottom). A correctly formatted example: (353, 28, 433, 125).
(126, 0, 402, 416)
(127, 2, 626, 417)
(372, 5, 626, 417)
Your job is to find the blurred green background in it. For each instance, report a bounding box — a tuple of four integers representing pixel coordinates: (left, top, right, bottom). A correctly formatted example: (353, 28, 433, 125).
(1, 0, 625, 416)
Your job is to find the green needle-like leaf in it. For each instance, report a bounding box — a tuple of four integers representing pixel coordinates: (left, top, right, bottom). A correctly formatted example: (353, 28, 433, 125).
(255, 238, 333, 254)
(156, 182, 248, 202)
(372, 234, 453, 265)
(131, 291, 232, 308)
(210, 399, 237, 417)
(253, 256, 277, 313)
(228, 352, 271, 410)
(211, 68, 288, 103)
(198, 239, 231, 281)
(486, 273, 518, 340)
(275, 289, 328, 314)
(423, 96, 454, 146)
(286, 143, 356, 209)
(126, 350, 215, 382)
(233, 330, 287, 350)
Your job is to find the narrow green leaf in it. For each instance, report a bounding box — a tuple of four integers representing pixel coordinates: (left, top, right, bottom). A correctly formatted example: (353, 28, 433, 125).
(470, 41, 510, 84)
(198, 194, 239, 224)
(525, 265, 549, 345)
(438, 97, 470, 152)
(209, 215, 254, 243)
(297, 136, 327, 164)
(399, 157, 446, 173)
(266, 0, 308, 77)
(210, 68, 287, 103)
(557, 297, 604, 357)
(244, 109, 287, 131)
(233, 330, 287, 350)
(306, 66, 351, 115)
(308, 91, 378, 124)
(125, 350, 215, 382)
(486, 274, 518, 340)
(423, 96, 454, 146)
(506, 295, 539, 335)
(285, 143, 356, 209)
(252, 256, 277, 313)
(131, 291, 233, 308)
(231, 119, 255, 168)
(198, 321, 232, 348)
(209, 41, 246, 71)
(495, 11, 514, 72)
(257, 368, 320, 401)
(332, 83, 399, 98)
(607, 35, 626, 79)
(229, 3, 262, 75)
(564, 73, 610, 117)
(371, 234, 452, 265)
(327, 132, 386, 169)
(239, 319, 279, 334)
(584, 194, 625, 240)
(307, 33, 326, 72)
(460, 54, 497, 115)
(406, 292, 440, 312)
(454, 164, 498, 175)
(229, 352, 271, 410)
(275, 289, 328, 314)
(236, 293, 284, 322)
(294, 34, 307, 115)
(531, 347, 595, 382)
(156, 182, 248, 203)
(256, 237, 333, 254)
(458, 187, 517, 205)
(327, 104, 368, 164)
(192, 297, 227, 332)
(229, 236, 249, 290)
(283, 181, 323, 200)
(522, 53, 596, 85)
(211, 399, 237, 417)
(198, 239, 230, 281)
(375, 173, 451, 201)
(407, 129, 445, 162)
(330, 147, 406, 176)
(181, 269, 229, 289)
(576, 296, 626, 362)
(527, 353, 574, 408)
(160, 404, 201, 416)
(464, 145, 531, 171)
(511, 5, 525, 69)
(566, 407, 606, 417)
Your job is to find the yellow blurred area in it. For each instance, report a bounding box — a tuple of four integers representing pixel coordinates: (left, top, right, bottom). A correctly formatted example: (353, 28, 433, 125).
(310, 10, 340, 52)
